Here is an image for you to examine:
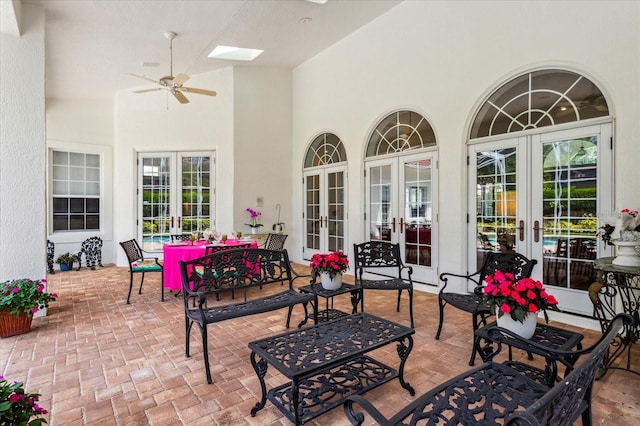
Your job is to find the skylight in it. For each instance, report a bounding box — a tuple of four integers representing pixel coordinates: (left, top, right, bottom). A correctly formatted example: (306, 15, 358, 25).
(208, 45, 263, 61)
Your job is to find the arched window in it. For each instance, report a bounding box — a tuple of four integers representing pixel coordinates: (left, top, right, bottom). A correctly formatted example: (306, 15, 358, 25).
(470, 69, 609, 139)
(304, 133, 346, 168)
(366, 110, 436, 158)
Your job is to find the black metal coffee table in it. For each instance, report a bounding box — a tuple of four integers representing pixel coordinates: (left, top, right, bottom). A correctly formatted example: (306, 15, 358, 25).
(249, 312, 415, 425)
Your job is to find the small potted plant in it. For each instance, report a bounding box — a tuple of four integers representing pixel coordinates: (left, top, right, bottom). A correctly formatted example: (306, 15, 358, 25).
(482, 270, 558, 338)
(309, 251, 349, 290)
(245, 208, 264, 235)
(55, 253, 78, 271)
(0, 375, 48, 424)
(0, 278, 57, 338)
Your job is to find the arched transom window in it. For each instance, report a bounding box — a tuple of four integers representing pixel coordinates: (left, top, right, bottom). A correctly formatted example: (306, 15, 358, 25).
(304, 133, 347, 168)
(366, 110, 436, 158)
(470, 69, 609, 139)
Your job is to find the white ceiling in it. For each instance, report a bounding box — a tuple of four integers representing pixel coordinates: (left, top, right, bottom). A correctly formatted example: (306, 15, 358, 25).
(14, 0, 402, 100)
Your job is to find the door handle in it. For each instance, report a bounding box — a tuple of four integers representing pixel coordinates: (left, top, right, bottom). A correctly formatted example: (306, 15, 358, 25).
(318, 216, 323, 228)
(171, 216, 174, 227)
(533, 220, 540, 243)
(399, 217, 404, 234)
(178, 217, 181, 228)
(516, 220, 525, 241)
(391, 217, 396, 233)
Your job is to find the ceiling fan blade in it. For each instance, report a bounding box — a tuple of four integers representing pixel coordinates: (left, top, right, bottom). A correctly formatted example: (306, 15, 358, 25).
(172, 91, 189, 104)
(183, 87, 217, 96)
(134, 88, 163, 93)
(127, 73, 160, 84)
(172, 73, 190, 86)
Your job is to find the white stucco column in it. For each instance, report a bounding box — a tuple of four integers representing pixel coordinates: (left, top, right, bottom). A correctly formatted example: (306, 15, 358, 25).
(0, 4, 46, 281)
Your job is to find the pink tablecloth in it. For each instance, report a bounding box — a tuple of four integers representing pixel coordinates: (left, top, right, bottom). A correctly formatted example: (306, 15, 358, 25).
(163, 239, 259, 291)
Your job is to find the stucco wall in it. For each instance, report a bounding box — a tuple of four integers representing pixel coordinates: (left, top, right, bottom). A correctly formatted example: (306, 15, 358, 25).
(290, 0, 640, 279)
(0, 4, 46, 281)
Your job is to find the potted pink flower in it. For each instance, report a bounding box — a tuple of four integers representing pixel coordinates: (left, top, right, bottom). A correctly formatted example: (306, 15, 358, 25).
(482, 270, 558, 338)
(310, 251, 349, 290)
(0, 375, 48, 425)
(0, 279, 57, 338)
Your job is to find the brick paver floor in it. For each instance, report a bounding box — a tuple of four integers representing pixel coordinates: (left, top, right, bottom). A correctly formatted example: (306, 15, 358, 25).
(1, 264, 639, 425)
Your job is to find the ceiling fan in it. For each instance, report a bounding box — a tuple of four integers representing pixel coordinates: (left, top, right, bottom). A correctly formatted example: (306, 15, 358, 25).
(129, 31, 217, 104)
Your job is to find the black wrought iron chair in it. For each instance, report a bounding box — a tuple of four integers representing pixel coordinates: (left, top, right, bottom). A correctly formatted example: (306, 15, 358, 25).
(435, 251, 537, 352)
(171, 234, 191, 242)
(119, 239, 164, 304)
(77, 236, 103, 271)
(353, 241, 414, 328)
(262, 233, 288, 250)
(47, 240, 55, 274)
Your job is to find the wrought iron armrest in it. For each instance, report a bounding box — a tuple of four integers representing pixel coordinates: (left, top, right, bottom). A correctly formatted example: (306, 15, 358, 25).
(401, 264, 414, 279)
(344, 394, 392, 426)
(438, 270, 481, 293)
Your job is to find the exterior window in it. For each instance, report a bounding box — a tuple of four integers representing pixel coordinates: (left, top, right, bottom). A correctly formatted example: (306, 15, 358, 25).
(52, 150, 100, 231)
(366, 110, 436, 158)
(470, 69, 609, 139)
(304, 133, 347, 167)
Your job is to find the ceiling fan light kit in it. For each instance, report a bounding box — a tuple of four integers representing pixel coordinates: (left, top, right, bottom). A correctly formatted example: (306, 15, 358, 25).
(129, 31, 217, 104)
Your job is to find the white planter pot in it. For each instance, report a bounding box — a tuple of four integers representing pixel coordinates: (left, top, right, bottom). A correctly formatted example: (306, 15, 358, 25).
(496, 313, 537, 339)
(320, 272, 342, 290)
(251, 227, 258, 235)
(612, 240, 640, 267)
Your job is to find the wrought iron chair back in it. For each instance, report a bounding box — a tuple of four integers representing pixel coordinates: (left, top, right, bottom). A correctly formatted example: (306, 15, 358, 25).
(353, 241, 414, 328)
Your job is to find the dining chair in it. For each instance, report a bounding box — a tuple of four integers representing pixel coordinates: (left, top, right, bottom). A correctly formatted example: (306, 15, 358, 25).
(119, 239, 164, 304)
(171, 234, 191, 242)
(436, 251, 537, 362)
(353, 241, 414, 328)
(263, 233, 288, 250)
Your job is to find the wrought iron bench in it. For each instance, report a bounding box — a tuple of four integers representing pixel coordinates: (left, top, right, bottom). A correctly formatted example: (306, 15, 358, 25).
(344, 313, 631, 426)
(179, 248, 318, 384)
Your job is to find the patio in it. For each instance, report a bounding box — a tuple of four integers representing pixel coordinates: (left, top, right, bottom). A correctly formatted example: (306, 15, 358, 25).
(2, 264, 639, 425)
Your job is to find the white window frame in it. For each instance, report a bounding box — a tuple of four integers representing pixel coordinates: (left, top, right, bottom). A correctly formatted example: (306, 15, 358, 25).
(47, 141, 113, 244)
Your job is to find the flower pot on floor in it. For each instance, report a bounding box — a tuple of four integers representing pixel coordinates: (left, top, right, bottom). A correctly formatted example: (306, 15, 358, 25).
(320, 272, 342, 290)
(496, 313, 537, 339)
(59, 263, 72, 271)
(0, 310, 33, 338)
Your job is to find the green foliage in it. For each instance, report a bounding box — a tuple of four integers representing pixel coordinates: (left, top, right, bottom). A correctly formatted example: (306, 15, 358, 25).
(54, 253, 78, 266)
(0, 376, 48, 425)
(0, 279, 57, 318)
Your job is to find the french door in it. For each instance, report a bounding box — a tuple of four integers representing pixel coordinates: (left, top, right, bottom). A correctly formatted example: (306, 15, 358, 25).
(366, 151, 438, 284)
(303, 165, 347, 259)
(138, 152, 215, 251)
(469, 123, 612, 315)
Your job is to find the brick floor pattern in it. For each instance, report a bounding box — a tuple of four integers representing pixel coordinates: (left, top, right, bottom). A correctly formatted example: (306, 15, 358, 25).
(1, 264, 639, 425)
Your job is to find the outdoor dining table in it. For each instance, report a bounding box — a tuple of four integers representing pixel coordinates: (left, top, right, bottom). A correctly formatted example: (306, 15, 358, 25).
(162, 239, 259, 291)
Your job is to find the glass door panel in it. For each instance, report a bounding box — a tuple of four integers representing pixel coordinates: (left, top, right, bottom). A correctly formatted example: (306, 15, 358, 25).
(327, 171, 345, 252)
(180, 155, 212, 233)
(369, 164, 393, 242)
(474, 146, 521, 269)
(532, 125, 612, 315)
(140, 155, 172, 251)
(403, 159, 432, 268)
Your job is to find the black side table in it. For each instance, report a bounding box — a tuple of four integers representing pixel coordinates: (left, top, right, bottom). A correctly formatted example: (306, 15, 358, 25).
(473, 320, 584, 386)
(591, 257, 640, 376)
(298, 282, 360, 323)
